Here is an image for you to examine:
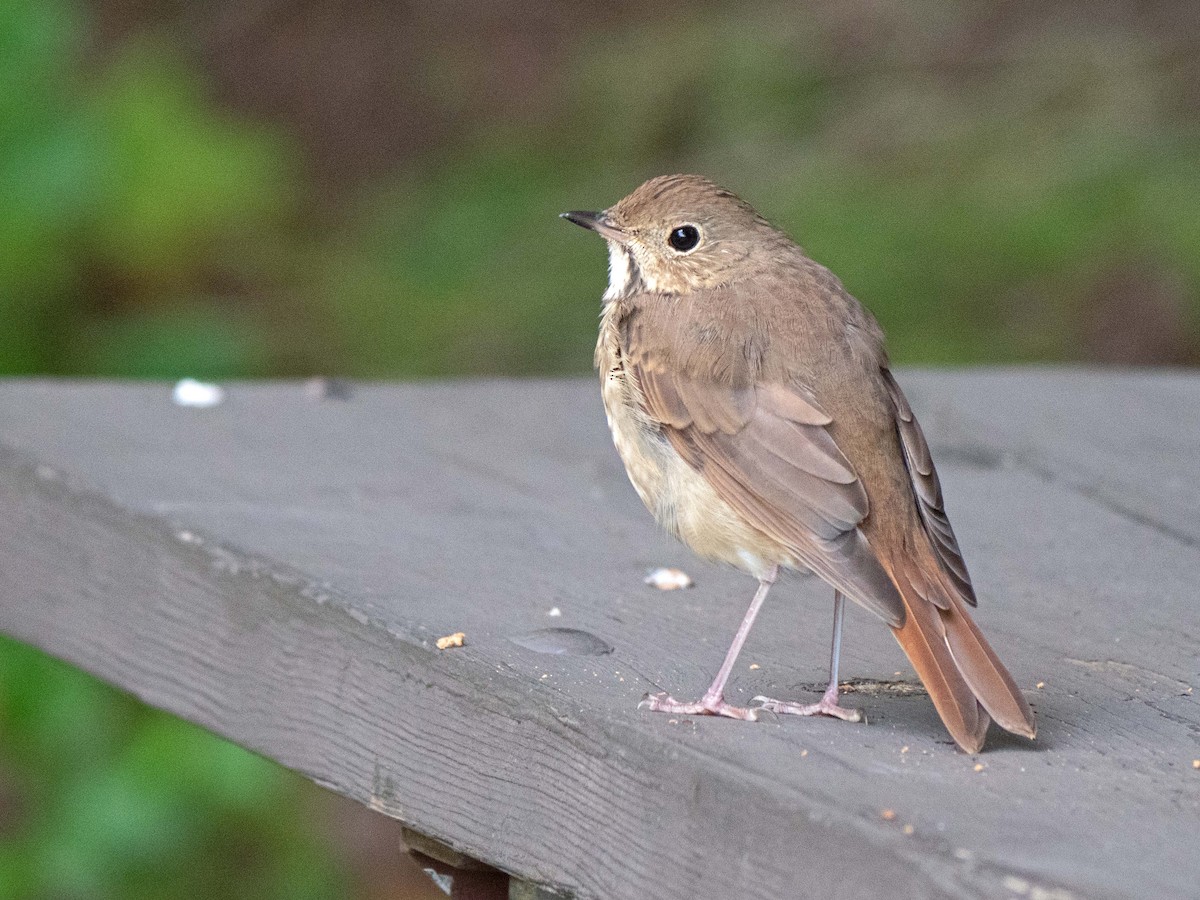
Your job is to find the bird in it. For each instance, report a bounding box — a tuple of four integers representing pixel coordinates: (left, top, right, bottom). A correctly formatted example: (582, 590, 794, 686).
(561, 174, 1035, 753)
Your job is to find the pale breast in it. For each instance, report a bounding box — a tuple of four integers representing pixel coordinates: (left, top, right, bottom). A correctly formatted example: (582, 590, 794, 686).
(596, 303, 794, 580)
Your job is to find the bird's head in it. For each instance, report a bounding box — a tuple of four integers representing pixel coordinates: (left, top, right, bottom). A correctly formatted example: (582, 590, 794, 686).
(562, 174, 789, 301)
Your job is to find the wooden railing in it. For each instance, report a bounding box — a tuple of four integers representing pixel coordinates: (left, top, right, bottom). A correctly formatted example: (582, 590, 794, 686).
(1, 371, 1196, 899)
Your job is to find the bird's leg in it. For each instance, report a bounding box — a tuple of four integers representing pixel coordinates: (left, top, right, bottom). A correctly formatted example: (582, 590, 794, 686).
(640, 565, 778, 721)
(753, 590, 863, 723)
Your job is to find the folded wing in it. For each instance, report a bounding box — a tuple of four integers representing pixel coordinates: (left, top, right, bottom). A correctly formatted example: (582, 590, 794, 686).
(626, 320, 904, 626)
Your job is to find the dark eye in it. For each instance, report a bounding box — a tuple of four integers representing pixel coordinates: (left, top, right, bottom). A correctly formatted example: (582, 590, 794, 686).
(667, 224, 700, 252)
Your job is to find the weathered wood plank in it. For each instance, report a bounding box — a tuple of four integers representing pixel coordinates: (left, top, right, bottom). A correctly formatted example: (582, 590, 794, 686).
(902, 368, 1200, 545)
(0, 373, 1197, 900)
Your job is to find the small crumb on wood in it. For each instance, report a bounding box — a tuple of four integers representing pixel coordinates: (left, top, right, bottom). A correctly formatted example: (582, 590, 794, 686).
(435, 632, 465, 650)
(172, 378, 224, 408)
(645, 567, 694, 590)
(881, 809, 896, 821)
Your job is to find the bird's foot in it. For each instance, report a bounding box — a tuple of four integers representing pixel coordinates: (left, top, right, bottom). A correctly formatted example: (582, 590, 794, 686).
(752, 687, 863, 723)
(639, 691, 758, 721)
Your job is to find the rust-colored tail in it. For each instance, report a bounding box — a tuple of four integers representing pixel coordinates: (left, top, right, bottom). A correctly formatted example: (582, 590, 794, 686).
(890, 564, 1036, 753)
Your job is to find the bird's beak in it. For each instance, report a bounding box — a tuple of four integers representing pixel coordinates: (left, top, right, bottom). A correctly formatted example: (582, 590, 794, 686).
(560, 210, 627, 243)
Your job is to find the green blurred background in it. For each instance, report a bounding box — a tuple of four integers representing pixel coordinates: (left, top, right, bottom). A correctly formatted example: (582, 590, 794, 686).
(1, 0, 1198, 896)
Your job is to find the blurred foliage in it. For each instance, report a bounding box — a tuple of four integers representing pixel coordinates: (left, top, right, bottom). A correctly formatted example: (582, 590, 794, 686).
(326, 5, 1199, 375)
(0, 0, 296, 380)
(4, 0, 1198, 383)
(1, 0, 1199, 896)
(0, 636, 349, 899)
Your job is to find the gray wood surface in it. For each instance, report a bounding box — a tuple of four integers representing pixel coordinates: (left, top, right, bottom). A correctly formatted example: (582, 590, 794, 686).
(0, 370, 1196, 900)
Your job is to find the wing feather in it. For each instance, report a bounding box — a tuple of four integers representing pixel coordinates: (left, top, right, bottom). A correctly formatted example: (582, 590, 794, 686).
(883, 370, 978, 607)
(622, 311, 904, 626)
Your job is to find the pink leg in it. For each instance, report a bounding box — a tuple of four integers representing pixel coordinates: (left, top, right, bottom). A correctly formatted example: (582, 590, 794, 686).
(753, 590, 863, 723)
(639, 566, 778, 721)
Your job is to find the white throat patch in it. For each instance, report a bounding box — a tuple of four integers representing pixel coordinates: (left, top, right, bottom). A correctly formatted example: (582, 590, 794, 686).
(604, 242, 633, 302)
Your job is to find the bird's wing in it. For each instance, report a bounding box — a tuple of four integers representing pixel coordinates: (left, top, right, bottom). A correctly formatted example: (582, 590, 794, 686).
(881, 369, 977, 607)
(622, 309, 905, 626)
(881, 370, 1037, 742)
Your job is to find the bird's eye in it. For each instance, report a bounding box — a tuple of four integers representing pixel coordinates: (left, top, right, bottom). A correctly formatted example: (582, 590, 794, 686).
(667, 224, 701, 253)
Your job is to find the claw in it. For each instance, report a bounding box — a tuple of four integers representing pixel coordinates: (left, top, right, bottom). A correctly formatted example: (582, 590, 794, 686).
(639, 691, 758, 721)
(752, 693, 863, 723)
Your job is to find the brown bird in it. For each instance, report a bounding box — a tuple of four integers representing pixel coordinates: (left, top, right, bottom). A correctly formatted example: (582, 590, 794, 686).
(562, 174, 1035, 753)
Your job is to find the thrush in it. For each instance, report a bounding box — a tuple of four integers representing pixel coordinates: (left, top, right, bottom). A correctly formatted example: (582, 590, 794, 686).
(562, 174, 1035, 753)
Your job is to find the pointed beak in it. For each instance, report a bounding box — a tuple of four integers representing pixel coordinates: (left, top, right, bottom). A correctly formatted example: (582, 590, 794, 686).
(560, 210, 627, 242)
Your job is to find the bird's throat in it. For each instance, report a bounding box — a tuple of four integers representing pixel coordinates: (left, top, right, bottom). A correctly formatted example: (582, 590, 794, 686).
(603, 242, 640, 302)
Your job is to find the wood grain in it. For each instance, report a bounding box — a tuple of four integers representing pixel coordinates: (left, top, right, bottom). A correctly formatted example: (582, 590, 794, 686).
(0, 373, 1196, 900)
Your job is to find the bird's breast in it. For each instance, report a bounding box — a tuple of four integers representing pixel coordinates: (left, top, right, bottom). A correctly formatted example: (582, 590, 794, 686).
(595, 304, 794, 579)
(596, 308, 669, 513)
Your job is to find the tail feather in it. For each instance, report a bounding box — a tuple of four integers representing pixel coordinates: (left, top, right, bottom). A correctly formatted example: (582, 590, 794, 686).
(940, 596, 1036, 738)
(889, 562, 1033, 752)
(892, 579, 989, 753)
